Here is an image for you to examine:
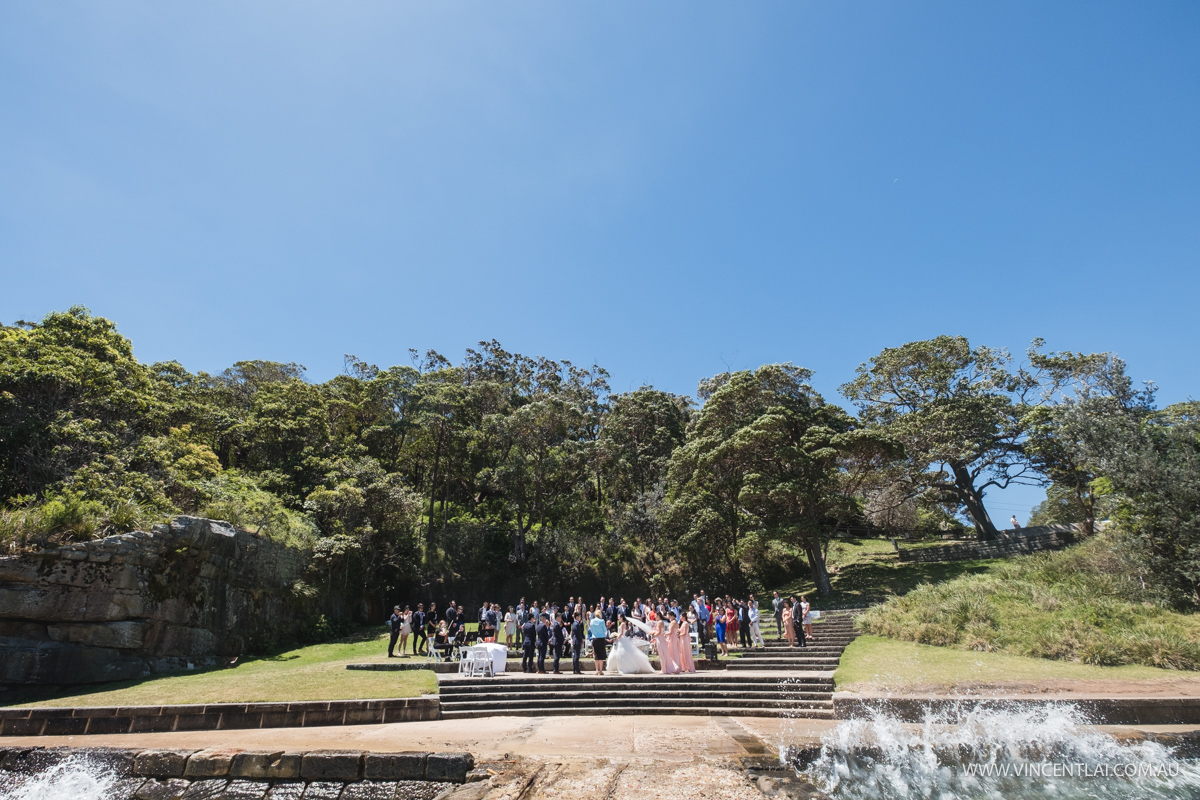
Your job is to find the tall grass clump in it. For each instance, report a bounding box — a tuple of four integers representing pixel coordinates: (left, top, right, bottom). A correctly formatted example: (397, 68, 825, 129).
(857, 533, 1200, 670)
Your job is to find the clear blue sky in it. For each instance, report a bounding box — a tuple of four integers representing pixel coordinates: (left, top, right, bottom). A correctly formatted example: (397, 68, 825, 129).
(3, 2, 1198, 521)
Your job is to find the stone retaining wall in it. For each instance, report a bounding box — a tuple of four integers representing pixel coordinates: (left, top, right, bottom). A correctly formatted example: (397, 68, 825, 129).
(0, 745, 475, 799)
(897, 525, 1079, 563)
(0, 516, 315, 686)
(0, 696, 439, 736)
(832, 693, 1200, 725)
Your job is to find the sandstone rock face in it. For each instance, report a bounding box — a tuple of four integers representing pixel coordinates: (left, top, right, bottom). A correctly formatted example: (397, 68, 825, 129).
(0, 517, 313, 685)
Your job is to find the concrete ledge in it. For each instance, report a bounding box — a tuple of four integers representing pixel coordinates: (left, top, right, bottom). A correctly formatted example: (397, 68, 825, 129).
(0, 745, 473, 784)
(0, 695, 439, 736)
(833, 693, 1200, 725)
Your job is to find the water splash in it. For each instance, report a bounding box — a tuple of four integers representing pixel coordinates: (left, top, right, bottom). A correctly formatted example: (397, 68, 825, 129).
(8, 755, 119, 800)
(795, 703, 1200, 800)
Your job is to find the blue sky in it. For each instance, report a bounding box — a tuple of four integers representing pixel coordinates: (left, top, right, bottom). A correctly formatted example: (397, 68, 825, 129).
(2, 2, 1198, 521)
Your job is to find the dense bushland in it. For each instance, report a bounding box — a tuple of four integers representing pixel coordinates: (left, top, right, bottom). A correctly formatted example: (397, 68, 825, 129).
(4, 308, 1199, 625)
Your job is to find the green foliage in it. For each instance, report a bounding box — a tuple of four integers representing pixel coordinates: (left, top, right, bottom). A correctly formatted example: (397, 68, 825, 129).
(841, 336, 1039, 538)
(858, 534, 1200, 669)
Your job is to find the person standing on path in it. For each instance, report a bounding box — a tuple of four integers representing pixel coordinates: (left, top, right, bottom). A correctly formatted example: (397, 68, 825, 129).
(521, 615, 537, 673)
(571, 611, 586, 674)
(412, 604, 427, 656)
(551, 613, 565, 674)
(426, 602, 439, 651)
(737, 600, 751, 650)
(589, 610, 609, 675)
(790, 596, 807, 647)
(387, 606, 404, 657)
(535, 614, 550, 674)
(772, 592, 784, 640)
(748, 596, 765, 648)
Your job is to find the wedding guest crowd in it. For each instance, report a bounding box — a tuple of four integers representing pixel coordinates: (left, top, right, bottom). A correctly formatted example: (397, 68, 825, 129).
(387, 590, 817, 661)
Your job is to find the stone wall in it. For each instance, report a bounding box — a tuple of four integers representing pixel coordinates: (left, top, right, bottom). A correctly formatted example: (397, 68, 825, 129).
(0, 746, 475, 799)
(896, 525, 1079, 563)
(0, 516, 313, 686)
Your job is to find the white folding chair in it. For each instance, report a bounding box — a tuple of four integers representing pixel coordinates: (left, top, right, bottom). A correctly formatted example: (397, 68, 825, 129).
(467, 648, 494, 677)
(456, 646, 471, 674)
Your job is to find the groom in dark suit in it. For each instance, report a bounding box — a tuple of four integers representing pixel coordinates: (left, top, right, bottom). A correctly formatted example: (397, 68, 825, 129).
(571, 612, 586, 674)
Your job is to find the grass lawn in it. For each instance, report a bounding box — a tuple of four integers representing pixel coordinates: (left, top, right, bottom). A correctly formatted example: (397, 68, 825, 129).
(4, 631, 438, 708)
(773, 536, 1004, 606)
(835, 635, 1200, 692)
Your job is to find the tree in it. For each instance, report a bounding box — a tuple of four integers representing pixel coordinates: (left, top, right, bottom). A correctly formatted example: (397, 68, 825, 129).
(841, 336, 1037, 539)
(1061, 400, 1200, 607)
(0, 307, 159, 500)
(667, 364, 857, 594)
(600, 387, 691, 505)
(1023, 343, 1152, 536)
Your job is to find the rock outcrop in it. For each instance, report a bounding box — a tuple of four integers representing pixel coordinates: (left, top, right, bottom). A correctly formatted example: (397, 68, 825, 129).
(0, 516, 312, 686)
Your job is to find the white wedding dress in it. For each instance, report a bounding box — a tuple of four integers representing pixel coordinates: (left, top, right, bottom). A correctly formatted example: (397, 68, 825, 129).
(605, 622, 657, 674)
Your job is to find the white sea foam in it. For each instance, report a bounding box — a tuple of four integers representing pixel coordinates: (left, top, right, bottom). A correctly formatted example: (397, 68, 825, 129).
(794, 702, 1200, 799)
(9, 755, 118, 800)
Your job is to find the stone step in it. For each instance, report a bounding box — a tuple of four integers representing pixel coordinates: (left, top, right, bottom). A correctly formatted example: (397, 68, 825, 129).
(440, 680, 835, 695)
(441, 674, 833, 688)
(440, 689, 835, 703)
(440, 697, 833, 713)
(439, 705, 835, 720)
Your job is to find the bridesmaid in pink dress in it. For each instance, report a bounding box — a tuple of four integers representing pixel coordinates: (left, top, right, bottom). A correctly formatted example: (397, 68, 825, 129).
(676, 617, 696, 673)
(657, 618, 679, 674)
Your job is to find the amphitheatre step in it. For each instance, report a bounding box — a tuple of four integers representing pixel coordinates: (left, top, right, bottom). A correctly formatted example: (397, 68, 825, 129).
(444, 676, 835, 690)
(440, 698, 833, 713)
(438, 691, 835, 704)
(438, 705, 835, 720)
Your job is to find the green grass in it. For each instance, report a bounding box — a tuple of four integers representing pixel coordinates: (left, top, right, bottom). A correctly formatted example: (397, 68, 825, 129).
(772, 536, 1004, 605)
(857, 534, 1200, 670)
(3, 631, 438, 708)
(836, 635, 1200, 691)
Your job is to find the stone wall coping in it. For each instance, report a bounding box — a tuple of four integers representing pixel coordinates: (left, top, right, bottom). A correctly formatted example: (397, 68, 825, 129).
(0, 695, 440, 735)
(0, 745, 474, 783)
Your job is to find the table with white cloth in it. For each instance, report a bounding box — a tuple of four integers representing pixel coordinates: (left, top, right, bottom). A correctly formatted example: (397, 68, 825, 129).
(464, 642, 508, 674)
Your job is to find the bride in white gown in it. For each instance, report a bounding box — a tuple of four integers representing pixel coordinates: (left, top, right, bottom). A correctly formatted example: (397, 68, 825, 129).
(605, 615, 657, 674)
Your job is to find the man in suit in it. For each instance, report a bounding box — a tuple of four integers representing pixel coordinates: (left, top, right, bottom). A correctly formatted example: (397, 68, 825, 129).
(521, 615, 537, 673)
(535, 614, 550, 674)
(445, 602, 458, 629)
(412, 604, 427, 655)
(387, 606, 404, 658)
(550, 613, 565, 674)
(571, 611, 586, 674)
(790, 596, 807, 647)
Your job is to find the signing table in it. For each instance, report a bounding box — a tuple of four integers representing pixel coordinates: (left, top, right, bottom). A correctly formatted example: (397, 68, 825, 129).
(464, 642, 509, 674)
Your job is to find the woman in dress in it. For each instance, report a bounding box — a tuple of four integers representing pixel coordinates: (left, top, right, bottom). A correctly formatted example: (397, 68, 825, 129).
(713, 600, 727, 656)
(398, 605, 412, 657)
(605, 614, 657, 674)
(725, 603, 738, 651)
(656, 615, 679, 674)
(676, 614, 696, 673)
(801, 596, 814, 641)
(503, 606, 517, 647)
(782, 604, 795, 647)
